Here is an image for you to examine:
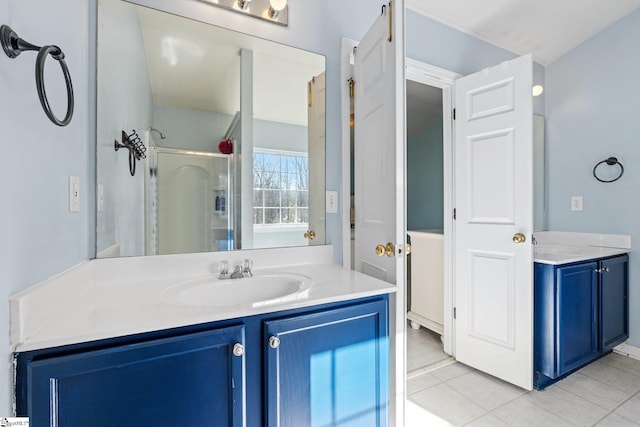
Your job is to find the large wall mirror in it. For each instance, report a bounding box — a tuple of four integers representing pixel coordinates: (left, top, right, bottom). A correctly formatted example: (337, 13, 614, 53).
(96, 0, 326, 258)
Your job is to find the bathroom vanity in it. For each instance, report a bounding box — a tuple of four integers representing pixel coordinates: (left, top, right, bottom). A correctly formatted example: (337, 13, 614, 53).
(10, 246, 395, 426)
(533, 234, 630, 390)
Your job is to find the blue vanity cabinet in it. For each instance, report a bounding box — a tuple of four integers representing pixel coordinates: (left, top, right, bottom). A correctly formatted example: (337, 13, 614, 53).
(16, 295, 390, 426)
(263, 298, 389, 427)
(534, 254, 629, 389)
(600, 255, 629, 351)
(24, 325, 246, 427)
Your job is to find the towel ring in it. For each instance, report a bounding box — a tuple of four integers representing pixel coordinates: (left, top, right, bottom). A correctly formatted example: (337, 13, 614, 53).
(593, 157, 624, 183)
(1, 25, 74, 126)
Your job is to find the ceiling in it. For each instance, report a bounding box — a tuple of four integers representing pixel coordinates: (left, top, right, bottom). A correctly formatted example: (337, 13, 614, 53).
(137, 6, 324, 126)
(406, 0, 640, 65)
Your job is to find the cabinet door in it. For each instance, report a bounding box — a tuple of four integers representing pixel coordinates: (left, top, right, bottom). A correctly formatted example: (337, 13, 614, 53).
(600, 255, 629, 351)
(264, 299, 388, 427)
(27, 325, 245, 427)
(556, 262, 598, 375)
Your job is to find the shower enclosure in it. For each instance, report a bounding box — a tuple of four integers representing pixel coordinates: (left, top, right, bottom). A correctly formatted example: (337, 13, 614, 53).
(147, 147, 232, 255)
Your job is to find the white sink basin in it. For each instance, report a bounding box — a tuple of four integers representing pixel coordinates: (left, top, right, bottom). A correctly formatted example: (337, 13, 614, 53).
(162, 272, 312, 308)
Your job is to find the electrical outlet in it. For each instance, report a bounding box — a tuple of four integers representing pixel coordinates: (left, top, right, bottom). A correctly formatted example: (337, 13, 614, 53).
(69, 175, 80, 212)
(326, 191, 338, 213)
(571, 196, 583, 212)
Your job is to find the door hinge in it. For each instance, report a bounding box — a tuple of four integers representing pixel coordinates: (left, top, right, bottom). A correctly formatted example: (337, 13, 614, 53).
(453, 208, 456, 220)
(453, 307, 457, 319)
(452, 108, 456, 120)
(348, 78, 355, 98)
(308, 81, 312, 107)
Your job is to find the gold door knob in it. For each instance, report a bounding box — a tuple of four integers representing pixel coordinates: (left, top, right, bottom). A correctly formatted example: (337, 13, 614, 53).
(513, 233, 526, 244)
(304, 230, 316, 240)
(375, 243, 395, 257)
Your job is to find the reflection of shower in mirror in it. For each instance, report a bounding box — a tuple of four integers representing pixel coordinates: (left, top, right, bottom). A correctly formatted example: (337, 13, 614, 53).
(149, 127, 166, 139)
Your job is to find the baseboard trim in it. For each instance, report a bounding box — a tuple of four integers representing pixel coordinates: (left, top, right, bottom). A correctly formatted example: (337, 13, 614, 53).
(613, 342, 640, 361)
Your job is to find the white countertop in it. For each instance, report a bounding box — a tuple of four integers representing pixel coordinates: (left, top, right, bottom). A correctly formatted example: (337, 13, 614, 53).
(534, 245, 629, 265)
(533, 231, 631, 265)
(10, 246, 396, 353)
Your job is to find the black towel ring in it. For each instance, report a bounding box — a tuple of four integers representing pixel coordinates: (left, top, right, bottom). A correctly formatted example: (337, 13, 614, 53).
(593, 157, 624, 183)
(0, 25, 74, 126)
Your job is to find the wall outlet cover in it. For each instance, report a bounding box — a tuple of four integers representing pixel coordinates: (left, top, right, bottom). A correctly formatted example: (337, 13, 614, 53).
(69, 175, 80, 213)
(326, 191, 338, 213)
(571, 196, 583, 212)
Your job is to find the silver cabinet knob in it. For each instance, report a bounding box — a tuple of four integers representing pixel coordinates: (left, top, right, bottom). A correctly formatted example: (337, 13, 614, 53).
(233, 343, 245, 357)
(269, 336, 280, 349)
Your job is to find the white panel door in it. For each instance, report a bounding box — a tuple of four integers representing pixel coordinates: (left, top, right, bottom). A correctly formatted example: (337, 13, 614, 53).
(354, 6, 400, 283)
(454, 54, 533, 390)
(308, 72, 326, 246)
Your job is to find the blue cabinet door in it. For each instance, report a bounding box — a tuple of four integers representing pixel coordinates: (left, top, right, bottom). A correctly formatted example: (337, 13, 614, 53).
(600, 255, 629, 351)
(264, 298, 389, 427)
(27, 325, 245, 427)
(556, 262, 598, 375)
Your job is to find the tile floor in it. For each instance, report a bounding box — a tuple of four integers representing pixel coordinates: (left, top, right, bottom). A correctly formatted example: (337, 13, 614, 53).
(406, 324, 640, 426)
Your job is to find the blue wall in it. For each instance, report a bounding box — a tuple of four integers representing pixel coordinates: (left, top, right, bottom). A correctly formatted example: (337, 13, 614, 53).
(406, 9, 546, 116)
(546, 9, 640, 347)
(407, 121, 444, 231)
(0, 0, 93, 411)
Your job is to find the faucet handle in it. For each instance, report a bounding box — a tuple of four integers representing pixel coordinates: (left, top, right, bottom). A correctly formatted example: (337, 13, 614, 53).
(243, 258, 253, 276)
(218, 260, 230, 278)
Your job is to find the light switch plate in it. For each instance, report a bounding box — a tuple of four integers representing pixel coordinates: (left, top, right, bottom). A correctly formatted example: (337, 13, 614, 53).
(326, 191, 338, 213)
(69, 175, 80, 212)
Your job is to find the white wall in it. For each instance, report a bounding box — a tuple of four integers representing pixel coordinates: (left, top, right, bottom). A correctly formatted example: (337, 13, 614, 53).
(0, 0, 92, 412)
(96, 0, 153, 256)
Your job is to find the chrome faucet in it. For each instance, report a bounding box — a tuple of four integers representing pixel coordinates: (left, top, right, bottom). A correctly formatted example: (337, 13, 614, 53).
(230, 264, 244, 279)
(221, 258, 253, 279)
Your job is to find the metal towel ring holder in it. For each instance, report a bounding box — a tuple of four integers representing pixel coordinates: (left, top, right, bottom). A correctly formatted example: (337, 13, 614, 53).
(1, 25, 74, 126)
(593, 157, 624, 183)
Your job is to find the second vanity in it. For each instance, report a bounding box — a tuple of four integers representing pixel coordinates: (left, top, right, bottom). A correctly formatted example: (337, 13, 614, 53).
(533, 232, 630, 390)
(10, 246, 395, 426)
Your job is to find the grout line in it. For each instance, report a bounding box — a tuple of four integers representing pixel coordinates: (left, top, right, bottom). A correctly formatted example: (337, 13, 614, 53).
(406, 357, 456, 379)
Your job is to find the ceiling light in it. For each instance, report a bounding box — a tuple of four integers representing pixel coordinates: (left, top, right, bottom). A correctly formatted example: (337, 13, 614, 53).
(532, 85, 544, 97)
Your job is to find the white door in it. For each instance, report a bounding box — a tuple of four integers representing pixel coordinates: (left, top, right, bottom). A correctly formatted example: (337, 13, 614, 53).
(308, 72, 326, 246)
(454, 54, 534, 390)
(354, 4, 403, 283)
(353, 3, 405, 426)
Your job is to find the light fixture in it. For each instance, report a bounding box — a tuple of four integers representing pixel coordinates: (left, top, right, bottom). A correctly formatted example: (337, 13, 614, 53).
(532, 84, 544, 97)
(198, 0, 288, 26)
(268, 0, 287, 18)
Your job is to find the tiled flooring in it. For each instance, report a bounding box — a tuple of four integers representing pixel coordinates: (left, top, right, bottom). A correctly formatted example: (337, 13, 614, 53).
(406, 324, 640, 426)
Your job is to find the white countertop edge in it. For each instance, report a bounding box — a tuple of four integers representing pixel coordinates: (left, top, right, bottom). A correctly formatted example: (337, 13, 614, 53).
(534, 247, 630, 265)
(14, 286, 396, 353)
(533, 231, 631, 265)
(11, 251, 397, 353)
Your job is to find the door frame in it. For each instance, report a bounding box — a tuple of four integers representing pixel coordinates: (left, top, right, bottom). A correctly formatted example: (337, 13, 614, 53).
(405, 58, 460, 356)
(342, 55, 461, 354)
(341, 41, 463, 424)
